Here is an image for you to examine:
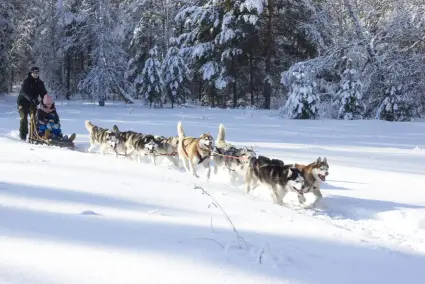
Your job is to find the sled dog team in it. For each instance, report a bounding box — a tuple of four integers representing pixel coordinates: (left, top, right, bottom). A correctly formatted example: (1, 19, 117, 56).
(85, 120, 329, 207)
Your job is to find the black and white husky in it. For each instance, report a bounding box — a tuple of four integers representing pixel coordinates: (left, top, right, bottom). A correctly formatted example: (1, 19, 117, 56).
(112, 125, 159, 164)
(212, 123, 256, 181)
(85, 120, 120, 155)
(245, 155, 305, 205)
(153, 135, 180, 166)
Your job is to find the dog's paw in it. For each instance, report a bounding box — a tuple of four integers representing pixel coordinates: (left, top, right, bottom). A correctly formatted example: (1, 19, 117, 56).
(298, 194, 307, 204)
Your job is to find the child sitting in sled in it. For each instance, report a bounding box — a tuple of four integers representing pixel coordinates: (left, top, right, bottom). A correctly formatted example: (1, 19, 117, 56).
(36, 94, 76, 141)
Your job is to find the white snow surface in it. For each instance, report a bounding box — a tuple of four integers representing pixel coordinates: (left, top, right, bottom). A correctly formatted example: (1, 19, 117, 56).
(1, 94, 425, 283)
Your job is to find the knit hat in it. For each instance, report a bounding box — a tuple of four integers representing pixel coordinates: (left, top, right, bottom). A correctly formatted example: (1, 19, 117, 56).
(30, 67, 40, 73)
(43, 94, 53, 105)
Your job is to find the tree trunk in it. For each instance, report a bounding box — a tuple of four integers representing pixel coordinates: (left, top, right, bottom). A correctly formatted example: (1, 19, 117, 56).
(10, 70, 14, 92)
(87, 44, 92, 68)
(65, 52, 71, 100)
(50, 0, 56, 64)
(198, 76, 202, 102)
(263, 0, 273, 110)
(249, 53, 254, 106)
(231, 56, 237, 109)
(81, 51, 84, 72)
(210, 86, 216, 108)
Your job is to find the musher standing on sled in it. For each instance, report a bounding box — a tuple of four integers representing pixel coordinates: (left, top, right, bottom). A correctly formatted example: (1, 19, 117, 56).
(16, 67, 47, 141)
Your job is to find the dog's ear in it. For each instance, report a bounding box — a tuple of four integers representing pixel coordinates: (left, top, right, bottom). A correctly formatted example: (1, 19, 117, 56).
(323, 157, 327, 164)
(316, 157, 322, 164)
(286, 168, 293, 178)
(112, 125, 120, 133)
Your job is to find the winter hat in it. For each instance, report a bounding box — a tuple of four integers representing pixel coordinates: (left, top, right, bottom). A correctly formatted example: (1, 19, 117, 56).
(30, 66, 40, 73)
(43, 94, 53, 105)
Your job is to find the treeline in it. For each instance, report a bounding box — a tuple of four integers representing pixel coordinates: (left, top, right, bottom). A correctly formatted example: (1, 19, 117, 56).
(1, 0, 424, 120)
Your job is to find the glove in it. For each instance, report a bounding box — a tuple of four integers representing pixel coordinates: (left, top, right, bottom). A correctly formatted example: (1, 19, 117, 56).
(47, 123, 53, 131)
(53, 123, 60, 130)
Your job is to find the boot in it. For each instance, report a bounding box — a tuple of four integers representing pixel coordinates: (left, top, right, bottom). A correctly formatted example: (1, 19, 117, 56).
(68, 133, 76, 142)
(62, 133, 76, 142)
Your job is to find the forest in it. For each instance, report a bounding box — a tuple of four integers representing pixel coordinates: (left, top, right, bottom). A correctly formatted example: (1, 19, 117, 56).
(1, 0, 424, 121)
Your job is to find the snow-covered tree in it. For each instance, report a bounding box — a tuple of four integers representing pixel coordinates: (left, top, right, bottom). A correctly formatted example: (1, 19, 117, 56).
(3, 0, 425, 117)
(281, 68, 319, 119)
(0, 0, 14, 93)
(123, 0, 179, 99)
(32, 0, 66, 97)
(376, 85, 413, 122)
(123, 0, 161, 99)
(333, 61, 365, 120)
(138, 45, 163, 107)
(77, 0, 133, 105)
(214, 0, 263, 108)
(161, 41, 191, 108)
(175, 1, 223, 106)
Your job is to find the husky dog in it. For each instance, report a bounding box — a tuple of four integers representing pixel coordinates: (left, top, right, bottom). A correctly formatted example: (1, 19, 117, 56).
(153, 135, 180, 166)
(112, 125, 159, 164)
(294, 157, 329, 204)
(177, 121, 214, 178)
(212, 123, 256, 180)
(111, 125, 139, 157)
(85, 120, 120, 155)
(245, 155, 305, 205)
(131, 134, 159, 164)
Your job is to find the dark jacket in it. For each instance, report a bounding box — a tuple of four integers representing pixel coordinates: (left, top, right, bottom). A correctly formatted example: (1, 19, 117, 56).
(17, 72, 48, 108)
(36, 104, 60, 126)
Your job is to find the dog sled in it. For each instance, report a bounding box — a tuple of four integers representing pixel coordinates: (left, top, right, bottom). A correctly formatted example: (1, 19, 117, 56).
(28, 108, 76, 149)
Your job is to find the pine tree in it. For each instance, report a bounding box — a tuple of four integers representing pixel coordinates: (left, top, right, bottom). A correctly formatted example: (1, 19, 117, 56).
(138, 45, 163, 108)
(32, 0, 66, 96)
(125, 51, 144, 99)
(333, 62, 365, 120)
(376, 85, 413, 122)
(123, 0, 162, 99)
(0, 0, 15, 93)
(161, 41, 191, 108)
(282, 69, 319, 119)
(77, 0, 133, 105)
(175, 1, 222, 106)
(215, 0, 262, 108)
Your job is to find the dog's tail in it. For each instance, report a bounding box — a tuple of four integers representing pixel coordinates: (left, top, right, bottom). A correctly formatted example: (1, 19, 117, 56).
(217, 123, 226, 144)
(177, 121, 185, 147)
(294, 163, 306, 172)
(85, 120, 95, 133)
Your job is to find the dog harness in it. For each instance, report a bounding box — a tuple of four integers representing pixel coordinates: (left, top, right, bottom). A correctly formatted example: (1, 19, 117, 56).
(182, 141, 209, 164)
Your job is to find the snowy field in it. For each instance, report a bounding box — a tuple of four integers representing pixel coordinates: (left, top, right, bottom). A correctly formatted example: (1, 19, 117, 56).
(1, 93, 425, 284)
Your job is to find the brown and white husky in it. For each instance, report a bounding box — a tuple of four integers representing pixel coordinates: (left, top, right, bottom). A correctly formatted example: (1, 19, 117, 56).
(294, 157, 329, 205)
(177, 121, 214, 179)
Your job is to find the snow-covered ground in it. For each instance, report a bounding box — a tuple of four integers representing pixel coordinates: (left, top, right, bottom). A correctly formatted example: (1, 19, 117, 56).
(1, 93, 425, 284)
